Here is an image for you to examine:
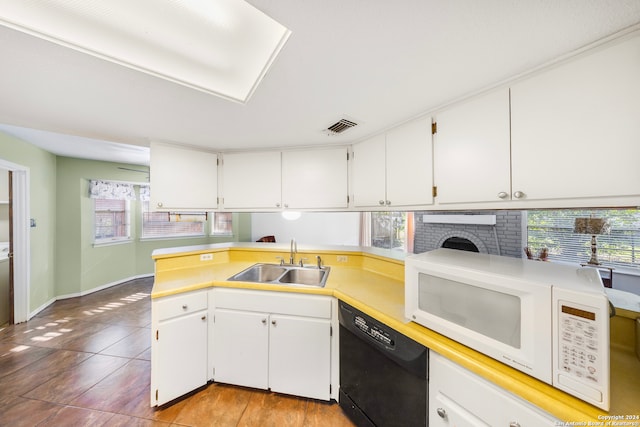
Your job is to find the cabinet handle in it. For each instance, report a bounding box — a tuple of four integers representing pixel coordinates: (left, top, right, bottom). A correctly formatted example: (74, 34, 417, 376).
(276, 203, 281, 208)
(271, 320, 277, 326)
(436, 408, 447, 419)
(385, 200, 391, 206)
(261, 318, 267, 324)
(182, 304, 188, 310)
(497, 191, 508, 199)
(378, 200, 385, 205)
(509, 423, 521, 427)
(201, 315, 206, 321)
(284, 203, 289, 208)
(513, 190, 525, 199)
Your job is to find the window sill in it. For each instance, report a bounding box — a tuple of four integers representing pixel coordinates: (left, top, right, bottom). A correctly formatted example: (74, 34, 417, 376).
(93, 239, 133, 248)
(139, 235, 207, 242)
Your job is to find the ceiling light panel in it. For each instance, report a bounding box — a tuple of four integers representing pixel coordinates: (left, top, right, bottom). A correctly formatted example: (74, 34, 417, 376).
(0, 0, 291, 102)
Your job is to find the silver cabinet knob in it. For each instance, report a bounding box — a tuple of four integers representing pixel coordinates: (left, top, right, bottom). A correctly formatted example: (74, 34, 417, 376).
(385, 200, 391, 205)
(182, 304, 187, 310)
(513, 190, 525, 199)
(201, 315, 206, 321)
(284, 203, 289, 208)
(261, 318, 267, 324)
(509, 422, 521, 427)
(497, 191, 508, 199)
(379, 200, 385, 205)
(436, 407, 447, 419)
(276, 203, 281, 208)
(157, 202, 163, 208)
(271, 320, 277, 326)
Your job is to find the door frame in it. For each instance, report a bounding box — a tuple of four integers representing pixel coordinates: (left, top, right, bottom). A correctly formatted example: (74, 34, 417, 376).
(0, 159, 30, 323)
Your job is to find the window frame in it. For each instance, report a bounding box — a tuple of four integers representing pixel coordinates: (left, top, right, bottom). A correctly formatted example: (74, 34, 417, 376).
(93, 198, 132, 245)
(140, 200, 207, 240)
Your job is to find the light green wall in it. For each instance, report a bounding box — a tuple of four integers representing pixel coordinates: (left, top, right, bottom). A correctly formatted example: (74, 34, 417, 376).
(0, 134, 252, 312)
(56, 156, 252, 296)
(0, 132, 57, 312)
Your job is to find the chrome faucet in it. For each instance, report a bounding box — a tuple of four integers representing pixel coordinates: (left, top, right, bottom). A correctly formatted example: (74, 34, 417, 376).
(316, 255, 322, 269)
(289, 238, 297, 265)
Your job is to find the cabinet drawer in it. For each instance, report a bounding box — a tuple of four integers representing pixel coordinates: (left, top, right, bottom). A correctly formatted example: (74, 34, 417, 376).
(155, 290, 208, 321)
(214, 288, 331, 319)
(430, 352, 559, 427)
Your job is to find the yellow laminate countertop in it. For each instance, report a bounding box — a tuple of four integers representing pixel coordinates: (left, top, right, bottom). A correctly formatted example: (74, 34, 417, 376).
(152, 243, 640, 422)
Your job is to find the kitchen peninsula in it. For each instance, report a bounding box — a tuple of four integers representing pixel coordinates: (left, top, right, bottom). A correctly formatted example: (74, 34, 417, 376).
(150, 242, 640, 423)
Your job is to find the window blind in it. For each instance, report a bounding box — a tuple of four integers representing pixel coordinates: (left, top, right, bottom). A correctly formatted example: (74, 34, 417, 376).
(527, 209, 640, 268)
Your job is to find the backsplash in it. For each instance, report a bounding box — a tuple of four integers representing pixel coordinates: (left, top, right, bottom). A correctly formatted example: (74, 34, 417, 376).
(413, 210, 524, 258)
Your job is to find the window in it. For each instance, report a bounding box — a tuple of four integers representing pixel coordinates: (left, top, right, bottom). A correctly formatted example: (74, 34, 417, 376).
(527, 209, 640, 269)
(367, 211, 414, 252)
(141, 201, 206, 238)
(211, 212, 233, 236)
(94, 198, 131, 243)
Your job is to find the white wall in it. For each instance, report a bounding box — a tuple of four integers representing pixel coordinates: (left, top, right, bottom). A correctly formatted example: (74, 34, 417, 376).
(251, 212, 360, 246)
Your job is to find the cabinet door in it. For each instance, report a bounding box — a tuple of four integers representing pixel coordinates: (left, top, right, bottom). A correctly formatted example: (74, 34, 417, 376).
(385, 116, 434, 207)
(281, 147, 348, 209)
(269, 314, 331, 401)
(511, 34, 640, 201)
(150, 141, 218, 210)
(213, 308, 269, 390)
(434, 89, 511, 204)
(155, 309, 208, 405)
(351, 134, 386, 208)
(221, 151, 281, 209)
(430, 352, 559, 427)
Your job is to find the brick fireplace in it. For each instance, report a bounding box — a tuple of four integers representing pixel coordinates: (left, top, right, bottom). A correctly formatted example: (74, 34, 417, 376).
(412, 211, 525, 258)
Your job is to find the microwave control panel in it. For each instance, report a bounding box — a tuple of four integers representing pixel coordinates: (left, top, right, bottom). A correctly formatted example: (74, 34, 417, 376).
(555, 298, 608, 410)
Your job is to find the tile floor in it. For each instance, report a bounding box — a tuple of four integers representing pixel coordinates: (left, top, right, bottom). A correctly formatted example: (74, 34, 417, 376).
(0, 278, 355, 426)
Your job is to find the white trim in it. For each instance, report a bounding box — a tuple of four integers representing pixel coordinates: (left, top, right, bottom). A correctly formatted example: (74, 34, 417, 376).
(29, 273, 154, 318)
(55, 273, 154, 300)
(0, 159, 30, 323)
(422, 214, 497, 226)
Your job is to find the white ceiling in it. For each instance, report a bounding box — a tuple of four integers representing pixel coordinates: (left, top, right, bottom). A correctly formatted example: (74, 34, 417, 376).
(1, 0, 640, 166)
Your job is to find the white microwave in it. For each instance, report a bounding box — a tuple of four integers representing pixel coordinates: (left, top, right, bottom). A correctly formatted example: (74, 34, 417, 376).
(405, 248, 610, 410)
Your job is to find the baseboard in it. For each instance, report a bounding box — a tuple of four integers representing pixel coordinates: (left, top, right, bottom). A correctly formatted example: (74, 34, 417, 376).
(29, 273, 155, 319)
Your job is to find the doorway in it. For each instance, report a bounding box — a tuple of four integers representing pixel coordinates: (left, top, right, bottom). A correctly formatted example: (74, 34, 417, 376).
(0, 169, 9, 325)
(0, 159, 29, 324)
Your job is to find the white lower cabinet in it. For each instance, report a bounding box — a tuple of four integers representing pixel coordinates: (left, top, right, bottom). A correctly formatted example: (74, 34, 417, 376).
(151, 290, 209, 406)
(429, 352, 560, 427)
(212, 289, 333, 401)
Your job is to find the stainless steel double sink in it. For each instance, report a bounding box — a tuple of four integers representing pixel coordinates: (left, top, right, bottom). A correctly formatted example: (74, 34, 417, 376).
(227, 263, 330, 288)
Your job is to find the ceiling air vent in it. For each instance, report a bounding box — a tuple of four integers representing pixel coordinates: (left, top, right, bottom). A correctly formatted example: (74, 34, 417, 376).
(326, 119, 358, 134)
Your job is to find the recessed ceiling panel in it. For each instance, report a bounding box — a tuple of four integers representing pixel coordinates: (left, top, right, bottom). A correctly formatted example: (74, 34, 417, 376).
(0, 0, 291, 102)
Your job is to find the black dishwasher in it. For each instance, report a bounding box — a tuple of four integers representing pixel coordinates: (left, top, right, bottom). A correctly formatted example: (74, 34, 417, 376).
(338, 301, 428, 427)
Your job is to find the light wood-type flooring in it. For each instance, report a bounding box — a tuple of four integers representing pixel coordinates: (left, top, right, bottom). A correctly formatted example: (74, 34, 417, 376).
(0, 277, 355, 426)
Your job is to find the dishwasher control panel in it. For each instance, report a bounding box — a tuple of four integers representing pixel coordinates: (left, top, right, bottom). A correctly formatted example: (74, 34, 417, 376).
(354, 314, 395, 348)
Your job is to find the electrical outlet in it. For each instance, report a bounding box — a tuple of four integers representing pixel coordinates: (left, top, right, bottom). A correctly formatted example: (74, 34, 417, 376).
(337, 255, 348, 263)
(200, 253, 213, 261)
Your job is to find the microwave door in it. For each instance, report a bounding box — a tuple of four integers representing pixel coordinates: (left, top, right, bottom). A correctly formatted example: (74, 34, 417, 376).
(416, 272, 552, 383)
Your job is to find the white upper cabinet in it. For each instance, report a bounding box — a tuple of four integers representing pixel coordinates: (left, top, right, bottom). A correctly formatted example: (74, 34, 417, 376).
(281, 147, 349, 209)
(434, 88, 511, 204)
(150, 141, 218, 210)
(352, 116, 433, 208)
(221, 151, 282, 209)
(510, 34, 640, 202)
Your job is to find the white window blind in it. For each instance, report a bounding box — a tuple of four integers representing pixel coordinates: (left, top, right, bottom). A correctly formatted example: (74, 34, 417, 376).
(527, 209, 640, 268)
(141, 201, 206, 238)
(211, 212, 233, 236)
(94, 198, 131, 243)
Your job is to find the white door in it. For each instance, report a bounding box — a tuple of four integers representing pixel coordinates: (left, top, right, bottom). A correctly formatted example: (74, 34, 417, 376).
(434, 89, 511, 204)
(213, 308, 269, 390)
(351, 134, 386, 208)
(156, 310, 208, 405)
(510, 34, 640, 201)
(385, 116, 434, 207)
(281, 147, 348, 209)
(150, 141, 218, 210)
(221, 151, 281, 209)
(268, 314, 331, 400)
